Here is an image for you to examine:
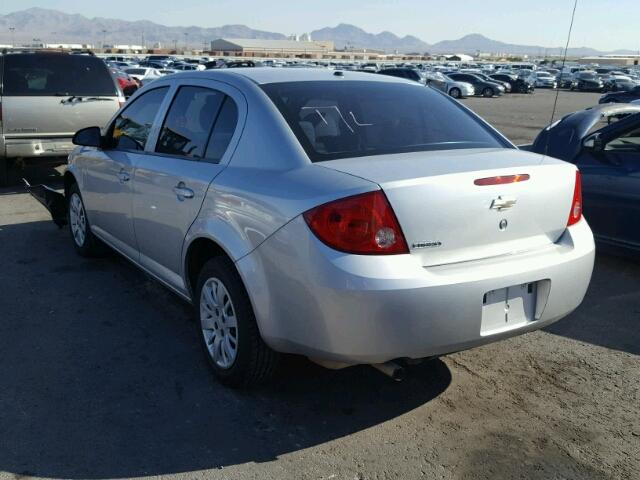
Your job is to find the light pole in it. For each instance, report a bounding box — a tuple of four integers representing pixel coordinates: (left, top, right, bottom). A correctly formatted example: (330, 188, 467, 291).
(101, 29, 107, 50)
(184, 32, 189, 51)
(9, 27, 15, 47)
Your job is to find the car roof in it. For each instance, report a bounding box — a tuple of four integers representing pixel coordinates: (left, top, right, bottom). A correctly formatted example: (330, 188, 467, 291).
(177, 67, 412, 85)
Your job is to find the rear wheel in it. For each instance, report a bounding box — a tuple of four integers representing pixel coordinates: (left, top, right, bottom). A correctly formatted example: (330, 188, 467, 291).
(449, 87, 461, 99)
(67, 183, 109, 257)
(196, 255, 279, 387)
(482, 87, 494, 97)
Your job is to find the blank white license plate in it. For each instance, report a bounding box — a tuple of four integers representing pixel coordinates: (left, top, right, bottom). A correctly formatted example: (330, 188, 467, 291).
(481, 283, 537, 335)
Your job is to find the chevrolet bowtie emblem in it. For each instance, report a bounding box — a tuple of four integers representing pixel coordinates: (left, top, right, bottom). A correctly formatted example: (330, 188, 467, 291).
(490, 196, 517, 211)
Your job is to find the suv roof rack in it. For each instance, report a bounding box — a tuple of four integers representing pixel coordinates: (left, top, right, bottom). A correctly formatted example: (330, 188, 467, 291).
(1, 47, 95, 56)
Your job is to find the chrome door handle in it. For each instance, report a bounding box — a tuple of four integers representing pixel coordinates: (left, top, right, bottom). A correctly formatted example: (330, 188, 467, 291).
(117, 169, 130, 183)
(173, 182, 194, 200)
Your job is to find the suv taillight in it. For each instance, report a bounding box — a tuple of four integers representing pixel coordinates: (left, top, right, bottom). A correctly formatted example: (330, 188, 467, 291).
(303, 191, 409, 255)
(567, 170, 583, 226)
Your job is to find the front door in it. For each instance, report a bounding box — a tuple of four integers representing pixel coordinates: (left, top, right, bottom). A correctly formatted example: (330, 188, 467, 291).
(578, 116, 640, 248)
(82, 86, 170, 259)
(132, 83, 241, 291)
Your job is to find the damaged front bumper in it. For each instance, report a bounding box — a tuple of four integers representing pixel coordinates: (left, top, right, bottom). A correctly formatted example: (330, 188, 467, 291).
(23, 179, 67, 228)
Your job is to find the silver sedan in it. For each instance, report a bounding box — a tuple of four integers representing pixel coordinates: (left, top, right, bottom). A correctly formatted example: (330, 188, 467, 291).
(55, 68, 594, 386)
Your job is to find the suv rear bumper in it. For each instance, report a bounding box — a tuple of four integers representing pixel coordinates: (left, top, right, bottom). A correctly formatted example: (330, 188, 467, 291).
(3, 137, 74, 159)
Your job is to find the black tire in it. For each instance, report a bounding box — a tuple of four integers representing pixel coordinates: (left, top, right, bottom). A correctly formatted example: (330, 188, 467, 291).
(482, 87, 494, 98)
(449, 87, 461, 99)
(67, 183, 110, 257)
(196, 255, 279, 387)
(0, 158, 8, 188)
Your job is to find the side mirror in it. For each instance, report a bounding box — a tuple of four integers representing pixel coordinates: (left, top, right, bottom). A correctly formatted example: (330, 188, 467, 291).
(583, 133, 604, 152)
(72, 126, 103, 148)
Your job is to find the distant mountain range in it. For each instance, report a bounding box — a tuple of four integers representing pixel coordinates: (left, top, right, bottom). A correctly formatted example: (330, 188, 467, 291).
(0, 8, 636, 57)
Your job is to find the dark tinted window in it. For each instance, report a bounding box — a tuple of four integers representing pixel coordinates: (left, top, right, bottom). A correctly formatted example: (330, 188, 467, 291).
(2, 54, 117, 96)
(111, 87, 169, 151)
(378, 69, 401, 78)
(156, 86, 224, 159)
(204, 97, 238, 163)
(262, 81, 507, 162)
(451, 74, 473, 82)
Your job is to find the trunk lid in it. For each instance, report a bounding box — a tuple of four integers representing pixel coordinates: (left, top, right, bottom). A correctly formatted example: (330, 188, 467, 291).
(321, 148, 576, 266)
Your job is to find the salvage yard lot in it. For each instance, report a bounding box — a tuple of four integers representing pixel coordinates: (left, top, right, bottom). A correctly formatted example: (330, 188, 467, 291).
(0, 89, 638, 480)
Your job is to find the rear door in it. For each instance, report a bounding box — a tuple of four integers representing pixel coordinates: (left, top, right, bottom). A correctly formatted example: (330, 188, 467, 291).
(132, 80, 243, 290)
(1, 54, 120, 149)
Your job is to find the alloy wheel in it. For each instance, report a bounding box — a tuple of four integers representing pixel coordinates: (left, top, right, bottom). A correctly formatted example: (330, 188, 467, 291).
(200, 277, 239, 369)
(69, 193, 87, 247)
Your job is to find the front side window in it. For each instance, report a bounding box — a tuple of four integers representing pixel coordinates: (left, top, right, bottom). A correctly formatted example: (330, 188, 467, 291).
(111, 87, 169, 151)
(156, 86, 225, 159)
(605, 125, 640, 153)
(262, 81, 507, 162)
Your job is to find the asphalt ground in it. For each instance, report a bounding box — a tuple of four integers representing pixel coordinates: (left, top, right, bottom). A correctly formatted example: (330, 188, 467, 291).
(0, 88, 637, 480)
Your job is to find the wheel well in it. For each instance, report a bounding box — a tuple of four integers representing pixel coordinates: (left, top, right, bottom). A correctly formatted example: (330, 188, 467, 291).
(185, 238, 228, 298)
(63, 171, 77, 197)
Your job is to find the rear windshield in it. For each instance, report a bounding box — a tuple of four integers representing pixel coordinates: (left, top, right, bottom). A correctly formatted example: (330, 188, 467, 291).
(261, 81, 507, 162)
(2, 54, 117, 97)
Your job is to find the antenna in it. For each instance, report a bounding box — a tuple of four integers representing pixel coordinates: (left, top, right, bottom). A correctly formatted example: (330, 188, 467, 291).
(545, 0, 579, 156)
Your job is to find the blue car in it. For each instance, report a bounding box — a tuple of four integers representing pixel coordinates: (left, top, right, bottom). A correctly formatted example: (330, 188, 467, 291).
(531, 104, 640, 255)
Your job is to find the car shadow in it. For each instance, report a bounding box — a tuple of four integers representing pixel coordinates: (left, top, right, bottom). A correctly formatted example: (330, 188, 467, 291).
(1, 162, 65, 195)
(545, 253, 640, 355)
(0, 220, 451, 479)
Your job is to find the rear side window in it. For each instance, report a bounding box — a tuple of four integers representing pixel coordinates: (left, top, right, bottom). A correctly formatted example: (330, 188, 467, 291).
(2, 54, 117, 96)
(262, 81, 507, 162)
(204, 97, 238, 163)
(156, 86, 225, 159)
(111, 87, 169, 151)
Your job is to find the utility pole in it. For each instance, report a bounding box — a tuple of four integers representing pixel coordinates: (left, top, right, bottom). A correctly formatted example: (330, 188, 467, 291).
(184, 32, 189, 51)
(173, 39, 177, 52)
(141, 32, 145, 51)
(102, 29, 107, 50)
(9, 27, 15, 47)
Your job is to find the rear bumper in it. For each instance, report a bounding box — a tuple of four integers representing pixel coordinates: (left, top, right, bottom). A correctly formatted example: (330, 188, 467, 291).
(239, 217, 595, 364)
(3, 137, 74, 159)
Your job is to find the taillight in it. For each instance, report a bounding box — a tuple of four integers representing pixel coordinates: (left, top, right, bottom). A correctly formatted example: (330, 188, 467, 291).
(303, 190, 409, 255)
(567, 170, 582, 226)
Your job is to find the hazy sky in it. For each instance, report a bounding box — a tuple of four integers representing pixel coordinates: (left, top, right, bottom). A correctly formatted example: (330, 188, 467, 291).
(2, 0, 638, 51)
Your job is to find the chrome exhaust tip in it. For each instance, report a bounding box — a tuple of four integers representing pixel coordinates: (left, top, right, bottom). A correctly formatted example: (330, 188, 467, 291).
(371, 361, 405, 381)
